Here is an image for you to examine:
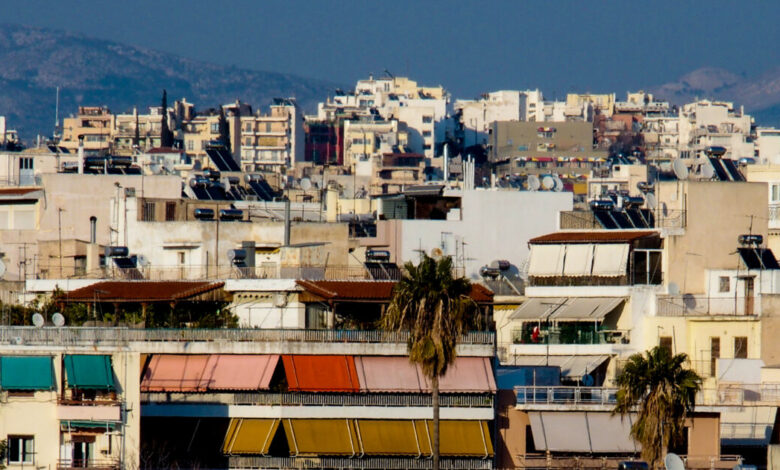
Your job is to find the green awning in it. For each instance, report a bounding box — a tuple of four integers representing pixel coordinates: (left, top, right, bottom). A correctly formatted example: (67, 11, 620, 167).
(60, 420, 118, 431)
(64, 355, 116, 390)
(0, 356, 54, 390)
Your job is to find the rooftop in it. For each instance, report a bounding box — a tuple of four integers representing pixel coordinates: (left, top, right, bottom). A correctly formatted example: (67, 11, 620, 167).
(296, 280, 494, 303)
(529, 230, 658, 244)
(62, 281, 225, 303)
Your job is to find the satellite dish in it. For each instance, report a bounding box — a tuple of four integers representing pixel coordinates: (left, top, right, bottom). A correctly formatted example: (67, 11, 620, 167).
(300, 178, 312, 191)
(668, 282, 680, 296)
(527, 175, 541, 191)
(673, 159, 689, 180)
(32, 313, 44, 328)
(0, 259, 6, 279)
(430, 247, 444, 259)
(149, 164, 161, 175)
(700, 163, 715, 179)
(136, 255, 150, 267)
(273, 293, 288, 308)
(541, 175, 554, 190)
(582, 374, 595, 387)
(664, 453, 685, 470)
(553, 175, 564, 192)
(646, 192, 658, 209)
(52, 313, 65, 327)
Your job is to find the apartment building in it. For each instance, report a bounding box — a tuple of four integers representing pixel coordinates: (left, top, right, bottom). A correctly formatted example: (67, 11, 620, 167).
(678, 100, 754, 160)
(60, 107, 115, 155)
(240, 98, 304, 172)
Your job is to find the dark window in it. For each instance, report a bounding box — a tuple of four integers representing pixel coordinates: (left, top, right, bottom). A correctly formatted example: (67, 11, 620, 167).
(719, 276, 730, 293)
(19, 157, 33, 170)
(711, 337, 720, 376)
(165, 202, 176, 221)
(734, 337, 748, 359)
(659, 336, 672, 354)
(7, 435, 34, 464)
(142, 202, 156, 222)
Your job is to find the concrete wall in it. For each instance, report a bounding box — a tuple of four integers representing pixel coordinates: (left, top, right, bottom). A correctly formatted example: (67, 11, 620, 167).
(495, 391, 530, 468)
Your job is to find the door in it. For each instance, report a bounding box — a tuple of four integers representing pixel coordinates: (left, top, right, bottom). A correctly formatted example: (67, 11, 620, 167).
(72, 439, 94, 468)
(744, 277, 755, 315)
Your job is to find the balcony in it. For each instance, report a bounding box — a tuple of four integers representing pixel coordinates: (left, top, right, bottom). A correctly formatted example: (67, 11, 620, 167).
(57, 459, 119, 470)
(770, 204, 780, 229)
(78, 264, 380, 281)
(656, 295, 760, 316)
(0, 327, 494, 347)
(515, 454, 740, 470)
(141, 392, 493, 408)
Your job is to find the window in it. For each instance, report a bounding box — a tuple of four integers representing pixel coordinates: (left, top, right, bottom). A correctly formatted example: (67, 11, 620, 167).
(659, 336, 672, 354)
(200, 140, 207, 150)
(422, 130, 432, 138)
(142, 202, 156, 222)
(734, 337, 748, 359)
(186, 140, 194, 151)
(74, 256, 87, 276)
(7, 436, 34, 464)
(772, 183, 780, 203)
(165, 202, 176, 221)
(719, 276, 730, 293)
(210, 123, 219, 133)
(245, 123, 252, 132)
(422, 116, 433, 124)
(711, 337, 720, 376)
(18, 157, 33, 170)
(633, 250, 663, 285)
(266, 123, 272, 132)
(423, 144, 432, 150)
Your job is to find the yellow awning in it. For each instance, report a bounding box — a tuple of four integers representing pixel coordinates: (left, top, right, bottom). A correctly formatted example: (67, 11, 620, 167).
(223, 418, 280, 455)
(283, 419, 360, 456)
(494, 304, 519, 311)
(355, 420, 431, 456)
(281, 419, 492, 457)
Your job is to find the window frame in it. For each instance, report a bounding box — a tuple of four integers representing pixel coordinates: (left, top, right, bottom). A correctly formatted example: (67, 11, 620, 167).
(7, 435, 34, 465)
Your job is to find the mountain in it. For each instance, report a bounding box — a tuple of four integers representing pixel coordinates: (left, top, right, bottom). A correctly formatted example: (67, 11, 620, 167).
(651, 66, 780, 126)
(0, 24, 342, 140)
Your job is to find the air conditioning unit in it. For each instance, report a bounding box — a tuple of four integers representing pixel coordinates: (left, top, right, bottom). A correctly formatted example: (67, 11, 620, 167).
(124, 187, 136, 197)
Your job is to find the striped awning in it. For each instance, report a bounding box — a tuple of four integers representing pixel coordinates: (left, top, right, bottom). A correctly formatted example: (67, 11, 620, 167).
(223, 419, 280, 455)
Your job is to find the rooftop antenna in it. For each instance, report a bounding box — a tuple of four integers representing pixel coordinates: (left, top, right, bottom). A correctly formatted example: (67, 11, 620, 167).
(54, 86, 60, 140)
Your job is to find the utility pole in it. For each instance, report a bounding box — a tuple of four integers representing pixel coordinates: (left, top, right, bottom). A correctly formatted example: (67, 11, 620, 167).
(58, 208, 64, 278)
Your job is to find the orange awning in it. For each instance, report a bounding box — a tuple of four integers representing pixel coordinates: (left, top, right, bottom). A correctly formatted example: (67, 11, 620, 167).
(141, 355, 210, 392)
(202, 355, 279, 390)
(282, 355, 360, 392)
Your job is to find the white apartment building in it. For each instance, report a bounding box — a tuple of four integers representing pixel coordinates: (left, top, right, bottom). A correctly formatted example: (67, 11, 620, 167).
(679, 100, 754, 160)
(239, 98, 304, 171)
(756, 127, 780, 164)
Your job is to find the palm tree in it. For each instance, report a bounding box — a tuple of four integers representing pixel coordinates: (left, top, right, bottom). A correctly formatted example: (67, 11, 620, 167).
(382, 254, 480, 470)
(613, 346, 702, 468)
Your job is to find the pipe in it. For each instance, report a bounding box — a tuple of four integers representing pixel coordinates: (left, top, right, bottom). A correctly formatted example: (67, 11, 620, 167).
(78, 136, 85, 174)
(284, 199, 291, 246)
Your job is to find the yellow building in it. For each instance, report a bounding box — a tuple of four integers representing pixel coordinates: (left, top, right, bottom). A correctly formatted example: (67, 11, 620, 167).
(566, 93, 616, 117)
(60, 107, 115, 155)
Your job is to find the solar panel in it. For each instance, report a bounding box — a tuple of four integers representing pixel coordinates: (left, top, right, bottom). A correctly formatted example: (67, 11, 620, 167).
(365, 262, 401, 280)
(112, 257, 137, 269)
(610, 211, 634, 229)
(205, 187, 229, 201)
(205, 146, 241, 172)
(709, 158, 730, 181)
(722, 159, 745, 181)
(249, 181, 274, 201)
(738, 248, 780, 270)
(640, 209, 655, 228)
(191, 187, 211, 200)
(594, 211, 618, 229)
(626, 209, 649, 228)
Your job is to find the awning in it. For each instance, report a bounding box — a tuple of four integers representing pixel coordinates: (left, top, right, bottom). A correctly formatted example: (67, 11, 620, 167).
(281, 419, 492, 457)
(60, 420, 119, 432)
(283, 419, 361, 456)
(510, 355, 610, 379)
(562, 244, 595, 276)
(283, 355, 360, 392)
(354, 357, 495, 393)
(548, 297, 625, 321)
(222, 418, 280, 455)
(510, 298, 567, 320)
(591, 244, 630, 276)
(141, 355, 210, 392)
(528, 245, 565, 277)
(529, 412, 637, 452)
(64, 355, 116, 390)
(202, 355, 279, 391)
(0, 356, 54, 390)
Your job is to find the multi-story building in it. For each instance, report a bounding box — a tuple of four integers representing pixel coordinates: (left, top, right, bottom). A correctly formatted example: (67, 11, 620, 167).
(679, 100, 754, 160)
(111, 107, 167, 156)
(755, 127, 780, 164)
(240, 98, 304, 172)
(60, 107, 115, 155)
(566, 92, 616, 118)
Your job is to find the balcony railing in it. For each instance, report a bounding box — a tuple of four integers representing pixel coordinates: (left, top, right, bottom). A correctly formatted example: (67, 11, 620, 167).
(516, 454, 741, 470)
(228, 456, 492, 469)
(515, 384, 780, 407)
(0, 327, 495, 346)
(81, 265, 377, 281)
(656, 295, 757, 316)
(141, 392, 493, 408)
(57, 459, 119, 470)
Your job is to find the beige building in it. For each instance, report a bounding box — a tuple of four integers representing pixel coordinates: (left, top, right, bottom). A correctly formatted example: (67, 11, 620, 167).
(60, 107, 115, 155)
(239, 99, 303, 171)
(566, 92, 616, 117)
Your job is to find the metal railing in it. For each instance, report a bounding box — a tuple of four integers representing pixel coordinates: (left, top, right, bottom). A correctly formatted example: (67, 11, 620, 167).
(228, 456, 492, 469)
(56, 459, 119, 470)
(516, 454, 741, 470)
(515, 384, 780, 407)
(141, 392, 493, 408)
(0, 327, 495, 346)
(74, 264, 377, 281)
(656, 295, 756, 316)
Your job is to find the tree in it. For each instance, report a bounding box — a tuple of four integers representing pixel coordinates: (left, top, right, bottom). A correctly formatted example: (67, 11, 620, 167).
(613, 346, 702, 468)
(160, 90, 174, 148)
(381, 254, 480, 470)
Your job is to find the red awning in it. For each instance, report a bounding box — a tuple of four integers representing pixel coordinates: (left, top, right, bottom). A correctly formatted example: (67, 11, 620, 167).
(433, 357, 496, 393)
(282, 355, 360, 392)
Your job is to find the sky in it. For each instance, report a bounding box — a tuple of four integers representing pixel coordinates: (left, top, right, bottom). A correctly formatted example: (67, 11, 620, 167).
(6, 0, 780, 99)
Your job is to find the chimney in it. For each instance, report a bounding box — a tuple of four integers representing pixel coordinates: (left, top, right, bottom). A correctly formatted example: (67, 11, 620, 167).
(77, 135, 85, 174)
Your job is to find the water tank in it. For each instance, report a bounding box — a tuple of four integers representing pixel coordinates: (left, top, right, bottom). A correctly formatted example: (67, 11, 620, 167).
(589, 199, 614, 211)
(105, 246, 129, 257)
(194, 208, 215, 220)
(219, 209, 243, 221)
(738, 234, 763, 246)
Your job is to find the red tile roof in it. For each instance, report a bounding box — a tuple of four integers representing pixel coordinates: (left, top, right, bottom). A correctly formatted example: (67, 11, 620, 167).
(296, 280, 493, 303)
(63, 281, 225, 303)
(529, 230, 659, 244)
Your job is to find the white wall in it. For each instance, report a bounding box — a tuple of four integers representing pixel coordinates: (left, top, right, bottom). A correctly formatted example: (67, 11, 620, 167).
(397, 189, 572, 279)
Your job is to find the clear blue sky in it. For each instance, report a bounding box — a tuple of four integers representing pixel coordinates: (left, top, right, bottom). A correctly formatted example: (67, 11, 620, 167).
(6, 0, 780, 99)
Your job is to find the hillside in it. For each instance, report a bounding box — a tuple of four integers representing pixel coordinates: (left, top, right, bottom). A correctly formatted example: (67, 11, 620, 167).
(0, 24, 341, 140)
